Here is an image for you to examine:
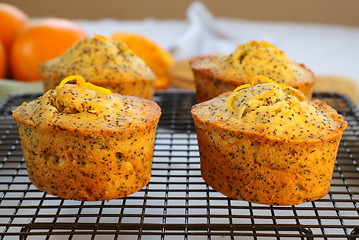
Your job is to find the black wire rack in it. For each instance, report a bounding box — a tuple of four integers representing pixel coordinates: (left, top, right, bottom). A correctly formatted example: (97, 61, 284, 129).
(0, 91, 358, 240)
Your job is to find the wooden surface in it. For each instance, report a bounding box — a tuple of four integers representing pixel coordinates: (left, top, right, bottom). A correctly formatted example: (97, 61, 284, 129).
(168, 59, 359, 104)
(314, 74, 359, 104)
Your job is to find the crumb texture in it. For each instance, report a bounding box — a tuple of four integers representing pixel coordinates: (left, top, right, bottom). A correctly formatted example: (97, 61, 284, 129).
(219, 41, 313, 85)
(199, 83, 344, 141)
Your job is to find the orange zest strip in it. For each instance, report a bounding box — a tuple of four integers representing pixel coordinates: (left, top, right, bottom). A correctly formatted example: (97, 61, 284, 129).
(58, 75, 112, 95)
(80, 81, 112, 95)
(57, 75, 78, 89)
(259, 41, 276, 48)
(253, 75, 285, 88)
(227, 75, 285, 111)
(55, 75, 112, 111)
(228, 83, 252, 111)
(93, 33, 111, 42)
(54, 75, 79, 111)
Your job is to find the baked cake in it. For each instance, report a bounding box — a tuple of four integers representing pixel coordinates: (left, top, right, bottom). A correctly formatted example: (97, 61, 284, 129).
(13, 76, 161, 201)
(191, 78, 347, 205)
(190, 40, 315, 102)
(39, 35, 156, 100)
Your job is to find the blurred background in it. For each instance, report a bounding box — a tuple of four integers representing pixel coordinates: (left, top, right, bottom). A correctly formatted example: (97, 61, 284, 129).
(2, 0, 359, 27)
(0, 0, 358, 103)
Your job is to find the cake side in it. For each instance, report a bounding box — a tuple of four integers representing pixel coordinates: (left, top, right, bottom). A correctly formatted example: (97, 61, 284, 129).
(193, 115, 344, 205)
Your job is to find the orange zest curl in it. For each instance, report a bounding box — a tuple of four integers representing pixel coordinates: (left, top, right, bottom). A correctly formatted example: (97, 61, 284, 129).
(93, 33, 111, 43)
(228, 75, 285, 111)
(58, 75, 112, 95)
(228, 83, 252, 112)
(259, 41, 276, 48)
(55, 75, 112, 110)
(253, 75, 285, 88)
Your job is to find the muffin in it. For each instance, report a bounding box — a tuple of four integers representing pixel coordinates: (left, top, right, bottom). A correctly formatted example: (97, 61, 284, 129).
(191, 79, 347, 205)
(190, 40, 315, 102)
(39, 35, 157, 100)
(12, 76, 161, 201)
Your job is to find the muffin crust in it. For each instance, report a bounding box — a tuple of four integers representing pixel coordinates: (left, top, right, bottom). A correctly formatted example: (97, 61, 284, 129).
(39, 36, 156, 99)
(190, 41, 315, 102)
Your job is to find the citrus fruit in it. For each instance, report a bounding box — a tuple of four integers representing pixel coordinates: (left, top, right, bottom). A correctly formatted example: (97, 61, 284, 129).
(10, 18, 87, 81)
(0, 42, 6, 78)
(0, 3, 29, 77)
(110, 32, 174, 89)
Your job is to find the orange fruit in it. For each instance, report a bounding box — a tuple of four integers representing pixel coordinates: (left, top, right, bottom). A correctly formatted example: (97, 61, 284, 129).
(110, 32, 174, 89)
(0, 3, 30, 77)
(0, 42, 6, 79)
(10, 18, 87, 81)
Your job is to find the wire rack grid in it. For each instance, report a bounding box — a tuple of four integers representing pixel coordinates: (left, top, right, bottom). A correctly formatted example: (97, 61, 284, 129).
(0, 91, 358, 240)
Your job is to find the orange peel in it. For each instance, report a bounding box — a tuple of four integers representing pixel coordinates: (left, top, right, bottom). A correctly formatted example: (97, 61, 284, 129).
(55, 75, 111, 111)
(58, 75, 112, 95)
(228, 75, 285, 111)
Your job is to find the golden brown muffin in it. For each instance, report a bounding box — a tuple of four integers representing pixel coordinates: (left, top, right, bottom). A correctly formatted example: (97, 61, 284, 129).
(39, 35, 156, 100)
(12, 76, 161, 201)
(190, 40, 315, 102)
(191, 80, 347, 205)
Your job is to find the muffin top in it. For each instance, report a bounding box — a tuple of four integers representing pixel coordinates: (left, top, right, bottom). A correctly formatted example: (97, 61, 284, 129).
(190, 40, 314, 85)
(13, 76, 161, 132)
(191, 81, 347, 141)
(39, 35, 156, 82)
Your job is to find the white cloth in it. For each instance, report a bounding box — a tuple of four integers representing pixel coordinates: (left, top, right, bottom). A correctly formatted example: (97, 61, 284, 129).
(169, 1, 239, 59)
(76, 1, 359, 82)
(168, 1, 359, 83)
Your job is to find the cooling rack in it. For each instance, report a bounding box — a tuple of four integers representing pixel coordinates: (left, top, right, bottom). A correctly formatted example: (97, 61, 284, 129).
(0, 91, 358, 240)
